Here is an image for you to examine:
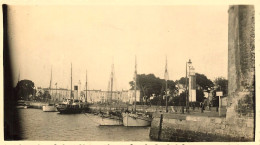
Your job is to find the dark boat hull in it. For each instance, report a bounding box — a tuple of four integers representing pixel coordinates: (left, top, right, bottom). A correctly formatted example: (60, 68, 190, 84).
(57, 105, 89, 114)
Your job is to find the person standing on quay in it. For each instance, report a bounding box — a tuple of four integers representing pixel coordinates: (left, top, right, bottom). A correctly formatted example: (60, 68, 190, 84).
(200, 102, 204, 113)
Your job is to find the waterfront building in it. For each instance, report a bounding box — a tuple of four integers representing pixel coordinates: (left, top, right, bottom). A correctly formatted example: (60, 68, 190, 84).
(127, 89, 141, 104)
(36, 86, 141, 104)
(86, 89, 103, 103)
(35, 87, 71, 101)
(49, 88, 70, 101)
(121, 90, 129, 103)
(78, 89, 141, 104)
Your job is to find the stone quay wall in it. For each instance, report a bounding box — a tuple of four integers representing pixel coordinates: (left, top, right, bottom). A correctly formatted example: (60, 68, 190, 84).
(149, 113, 254, 141)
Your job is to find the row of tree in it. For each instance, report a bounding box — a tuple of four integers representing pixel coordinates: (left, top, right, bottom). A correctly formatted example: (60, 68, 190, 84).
(129, 73, 228, 107)
(14, 73, 228, 106)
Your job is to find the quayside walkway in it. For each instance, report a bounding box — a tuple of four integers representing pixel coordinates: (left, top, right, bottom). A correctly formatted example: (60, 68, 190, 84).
(149, 108, 253, 142)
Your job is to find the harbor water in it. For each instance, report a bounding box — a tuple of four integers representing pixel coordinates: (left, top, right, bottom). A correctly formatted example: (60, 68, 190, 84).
(17, 108, 151, 141)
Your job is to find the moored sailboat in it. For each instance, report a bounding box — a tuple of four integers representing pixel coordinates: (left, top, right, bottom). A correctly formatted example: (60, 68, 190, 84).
(43, 67, 58, 112)
(122, 56, 152, 127)
(95, 63, 123, 126)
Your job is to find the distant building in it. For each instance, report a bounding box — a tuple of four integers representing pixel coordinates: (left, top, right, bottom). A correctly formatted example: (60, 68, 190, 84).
(128, 89, 141, 104)
(85, 89, 105, 103)
(121, 90, 129, 103)
(49, 88, 71, 101)
(80, 89, 140, 104)
(35, 87, 71, 101)
(36, 86, 141, 104)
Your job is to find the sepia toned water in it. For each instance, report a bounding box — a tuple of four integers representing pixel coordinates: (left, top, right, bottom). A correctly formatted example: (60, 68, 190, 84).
(18, 109, 151, 141)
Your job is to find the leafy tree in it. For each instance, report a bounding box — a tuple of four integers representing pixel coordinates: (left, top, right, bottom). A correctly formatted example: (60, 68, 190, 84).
(214, 77, 228, 95)
(177, 73, 213, 90)
(36, 90, 43, 101)
(177, 77, 188, 85)
(209, 77, 228, 107)
(195, 73, 214, 90)
(176, 73, 213, 104)
(171, 95, 180, 106)
(179, 91, 187, 106)
(129, 74, 161, 104)
(15, 80, 35, 100)
(150, 95, 162, 106)
(129, 74, 177, 105)
(196, 89, 205, 102)
(160, 79, 177, 106)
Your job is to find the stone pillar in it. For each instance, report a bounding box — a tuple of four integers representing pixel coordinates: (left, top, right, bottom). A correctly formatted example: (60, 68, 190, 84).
(227, 5, 255, 121)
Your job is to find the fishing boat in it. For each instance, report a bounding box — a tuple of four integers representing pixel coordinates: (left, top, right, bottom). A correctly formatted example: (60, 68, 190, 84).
(96, 63, 123, 126)
(56, 98, 88, 114)
(122, 56, 152, 127)
(43, 67, 58, 112)
(56, 63, 88, 114)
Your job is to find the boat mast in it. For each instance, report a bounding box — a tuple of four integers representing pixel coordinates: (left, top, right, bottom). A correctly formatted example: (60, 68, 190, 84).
(134, 56, 137, 112)
(71, 63, 73, 99)
(49, 66, 52, 94)
(165, 56, 169, 113)
(107, 81, 110, 103)
(110, 63, 114, 103)
(85, 70, 88, 102)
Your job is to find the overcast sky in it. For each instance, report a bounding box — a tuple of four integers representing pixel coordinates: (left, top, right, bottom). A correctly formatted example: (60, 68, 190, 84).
(8, 5, 228, 90)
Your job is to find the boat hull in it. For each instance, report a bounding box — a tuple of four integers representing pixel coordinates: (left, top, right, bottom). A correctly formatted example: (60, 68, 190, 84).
(43, 105, 58, 112)
(56, 99, 89, 114)
(98, 115, 123, 126)
(17, 100, 29, 109)
(57, 106, 88, 114)
(122, 112, 151, 127)
(16, 105, 28, 109)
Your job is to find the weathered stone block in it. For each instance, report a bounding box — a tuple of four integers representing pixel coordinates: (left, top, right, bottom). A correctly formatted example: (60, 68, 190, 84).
(168, 118, 177, 124)
(214, 118, 223, 124)
(221, 124, 226, 129)
(246, 118, 254, 128)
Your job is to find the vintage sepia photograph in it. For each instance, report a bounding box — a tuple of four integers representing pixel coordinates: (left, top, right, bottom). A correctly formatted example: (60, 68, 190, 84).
(2, 2, 256, 143)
